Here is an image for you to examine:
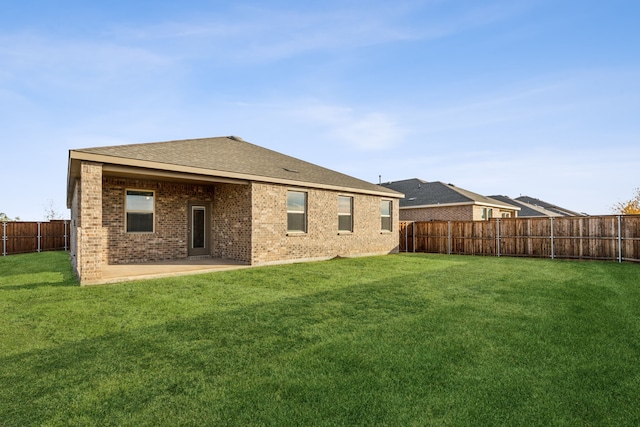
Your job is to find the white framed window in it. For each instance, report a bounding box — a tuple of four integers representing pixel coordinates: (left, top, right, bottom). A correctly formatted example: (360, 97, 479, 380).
(338, 195, 353, 232)
(126, 189, 154, 233)
(287, 191, 307, 233)
(380, 200, 392, 231)
(482, 207, 494, 220)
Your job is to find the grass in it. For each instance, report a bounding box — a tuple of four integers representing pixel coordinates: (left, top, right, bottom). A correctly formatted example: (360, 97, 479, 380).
(1, 252, 640, 426)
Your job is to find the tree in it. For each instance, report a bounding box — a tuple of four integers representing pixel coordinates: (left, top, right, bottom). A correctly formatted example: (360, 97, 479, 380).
(43, 199, 63, 221)
(612, 188, 640, 215)
(0, 212, 20, 221)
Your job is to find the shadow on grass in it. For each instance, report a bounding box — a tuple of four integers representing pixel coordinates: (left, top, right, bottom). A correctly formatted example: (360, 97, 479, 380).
(0, 272, 78, 291)
(0, 272, 459, 425)
(0, 252, 78, 290)
(2, 265, 639, 426)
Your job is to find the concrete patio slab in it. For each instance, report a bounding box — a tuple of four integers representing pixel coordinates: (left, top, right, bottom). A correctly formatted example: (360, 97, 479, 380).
(97, 258, 250, 285)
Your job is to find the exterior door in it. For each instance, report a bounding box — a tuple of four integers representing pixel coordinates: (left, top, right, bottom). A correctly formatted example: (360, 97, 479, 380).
(188, 203, 209, 257)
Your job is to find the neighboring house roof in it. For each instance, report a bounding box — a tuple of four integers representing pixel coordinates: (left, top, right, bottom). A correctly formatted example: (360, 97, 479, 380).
(67, 136, 402, 206)
(488, 195, 564, 218)
(514, 196, 585, 216)
(379, 178, 519, 210)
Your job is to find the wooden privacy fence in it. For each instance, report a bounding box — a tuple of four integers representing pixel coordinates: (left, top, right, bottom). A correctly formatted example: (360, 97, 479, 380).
(1, 220, 69, 256)
(399, 215, 640, 263)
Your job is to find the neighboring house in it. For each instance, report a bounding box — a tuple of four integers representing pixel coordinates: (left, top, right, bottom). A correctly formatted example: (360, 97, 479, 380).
(66, 136, 403, 285)
(514, 196, 586, 217)
(379, 178, 519, 221)
(488, 195, 565, 218)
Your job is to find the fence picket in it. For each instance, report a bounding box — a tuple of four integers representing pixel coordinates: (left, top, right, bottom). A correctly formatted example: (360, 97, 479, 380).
(1, 220, 69, 256)
(399, 215, 640, 264)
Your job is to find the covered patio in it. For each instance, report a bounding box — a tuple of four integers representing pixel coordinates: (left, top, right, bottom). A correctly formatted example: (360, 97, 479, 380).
(96, 258, 250, 285)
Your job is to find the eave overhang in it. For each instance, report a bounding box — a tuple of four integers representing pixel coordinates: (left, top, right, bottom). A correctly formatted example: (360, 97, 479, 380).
(67, 150, 403, 207)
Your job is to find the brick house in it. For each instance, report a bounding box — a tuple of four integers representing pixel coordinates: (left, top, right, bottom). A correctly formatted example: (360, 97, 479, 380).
(379, 178, 518, 221)
(66, 136, 403, 285)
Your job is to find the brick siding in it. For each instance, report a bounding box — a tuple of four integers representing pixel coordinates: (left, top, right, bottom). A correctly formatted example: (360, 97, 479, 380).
(212, 183, 252, 262)
(102, 177, 258, 265)
(400, 205, 474, 221)
(71, 166, 400, 284)
(251, 183, 399, 265)
(76, 161, 104, 283)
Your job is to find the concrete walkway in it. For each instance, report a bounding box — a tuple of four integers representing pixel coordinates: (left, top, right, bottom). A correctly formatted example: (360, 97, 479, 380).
(98, 258, 249, 284)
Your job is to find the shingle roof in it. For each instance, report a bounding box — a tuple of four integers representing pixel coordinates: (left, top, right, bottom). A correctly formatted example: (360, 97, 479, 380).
(515, 196, 585, 216)
(69, 136, 401, 198)
(379, 178, 516, 209)
(488, 195, 563, 217)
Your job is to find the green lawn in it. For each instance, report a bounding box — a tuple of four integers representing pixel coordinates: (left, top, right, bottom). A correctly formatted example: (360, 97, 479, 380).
(1, 252, 639, 426)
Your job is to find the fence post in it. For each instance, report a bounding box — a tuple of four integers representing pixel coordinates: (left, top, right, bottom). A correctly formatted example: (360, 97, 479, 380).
(64, 220, 68, 251)
(37, 222, 41, 253)
(405, 222, 408, 253)
(496, 218, 501, 257)
(618, 215, 622, 263)
(447, 221, 451, 255)
(2, 222, 6, 256)
(412, 221, 416, 253)
(550, 217, 555, 260)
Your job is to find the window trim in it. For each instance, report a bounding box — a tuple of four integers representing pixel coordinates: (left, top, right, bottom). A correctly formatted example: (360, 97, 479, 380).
(482, 207, 494, 221)
(338, 195, 354, 233)
(125, 189, 155, 233)
(380, 199, 392, 232)
(287, 190, 307, 233)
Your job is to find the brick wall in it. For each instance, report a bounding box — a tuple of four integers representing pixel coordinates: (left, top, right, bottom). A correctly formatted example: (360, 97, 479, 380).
(211, 183, 252, 263)
(102, 177, 218, 264)
(77, 161, 104, 283)
(400, 205, 473, 221)
(81, 173, 398, 275)
(251, 183, 399, 265)
(69, 178, 79, 273)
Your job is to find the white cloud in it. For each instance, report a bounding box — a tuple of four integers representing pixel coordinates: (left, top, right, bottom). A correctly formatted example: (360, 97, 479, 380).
(0, 32, 174, 93)
(291, 103, 405, 150)
(104, 1, 532, 64)
(332, 112, 403, 150)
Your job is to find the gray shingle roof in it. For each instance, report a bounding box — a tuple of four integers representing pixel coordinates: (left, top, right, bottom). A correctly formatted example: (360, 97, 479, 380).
(379, 178, 515, 209)
(515, 196, 585, 216)
(488, 195, 563, 217)
(70, 136, 401, 197)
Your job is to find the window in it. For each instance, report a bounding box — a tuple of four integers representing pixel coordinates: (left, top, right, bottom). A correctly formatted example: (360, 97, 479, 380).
(287, 191, 307, 232)
(482, 207, 493, 220)
(338, 196, 353, 232)
(126, 190, 154, 232)
(502, 212, 511, 218)
(380, 200, 392, 231)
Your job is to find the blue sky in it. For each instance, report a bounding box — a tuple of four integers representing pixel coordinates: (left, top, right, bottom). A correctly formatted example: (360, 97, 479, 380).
(1, 0, 638, 219)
